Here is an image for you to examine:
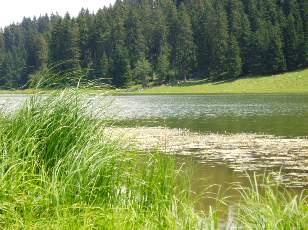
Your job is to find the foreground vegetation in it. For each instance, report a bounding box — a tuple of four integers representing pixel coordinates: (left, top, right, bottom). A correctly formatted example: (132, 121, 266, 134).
(0, 89, 307, 229)
(134, 68, 308, 94)
(0, 90, 203, 228)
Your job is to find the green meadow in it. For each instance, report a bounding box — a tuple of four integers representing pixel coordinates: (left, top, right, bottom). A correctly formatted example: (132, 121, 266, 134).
(134, 69, 308, 94)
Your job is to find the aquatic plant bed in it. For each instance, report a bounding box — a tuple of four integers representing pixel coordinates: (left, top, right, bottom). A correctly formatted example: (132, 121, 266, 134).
(105, 127, 308, 187)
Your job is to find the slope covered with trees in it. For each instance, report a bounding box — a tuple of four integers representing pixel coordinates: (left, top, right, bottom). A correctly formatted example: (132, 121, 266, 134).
(0, 0, 307, 89)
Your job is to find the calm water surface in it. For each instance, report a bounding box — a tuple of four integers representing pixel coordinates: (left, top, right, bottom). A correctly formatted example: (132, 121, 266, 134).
(107, 94, 308, 137)
(2, 94, 308, 136)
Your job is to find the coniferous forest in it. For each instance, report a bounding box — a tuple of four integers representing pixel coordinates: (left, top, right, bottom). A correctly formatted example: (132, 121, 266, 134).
(0, 0, 307, 88)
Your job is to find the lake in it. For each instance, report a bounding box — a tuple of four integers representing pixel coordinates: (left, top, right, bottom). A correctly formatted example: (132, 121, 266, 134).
(107, 94, 308, 137)
(3, 94, 308, 137)
(1, 93, 308, 214)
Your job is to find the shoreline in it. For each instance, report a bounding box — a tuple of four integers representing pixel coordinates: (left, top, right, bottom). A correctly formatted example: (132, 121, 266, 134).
(0, 67, 307, 95)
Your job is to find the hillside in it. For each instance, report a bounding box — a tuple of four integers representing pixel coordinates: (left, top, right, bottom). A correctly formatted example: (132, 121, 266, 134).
(133, 69, 308, 94)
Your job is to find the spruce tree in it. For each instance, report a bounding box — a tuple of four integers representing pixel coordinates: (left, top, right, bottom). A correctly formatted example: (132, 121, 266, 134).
(266, 26, 286, 73)
(111, 46, 129, 87)
(49, 14, 80, 73)
(203, 1, 228, 80)
(282, 0, 304, 70)
(134, 57, 152, 87)
(124, 9, 146, 68)
(157, 51, 170, 83)
(227, 0, 251, 75)
(225, 33, 242, 79)
(77, 8, 93, 70)
(175, 3, 195, 81)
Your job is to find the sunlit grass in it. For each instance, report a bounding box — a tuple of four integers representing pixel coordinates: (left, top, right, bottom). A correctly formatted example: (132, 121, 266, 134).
(136, 68, 308, 94)
(0, 89, 205, 229)
(236, 174, 308, 229)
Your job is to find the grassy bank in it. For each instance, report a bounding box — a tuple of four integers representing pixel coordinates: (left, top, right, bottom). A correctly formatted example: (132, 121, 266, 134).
(0, 89, 307, 229)
(134, 68, 308, 94)
(0, 90, 205, 229)
(1, 68, 308, 95)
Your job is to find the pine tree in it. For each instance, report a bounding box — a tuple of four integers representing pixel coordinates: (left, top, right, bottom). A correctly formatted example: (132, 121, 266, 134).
(203, 1, 229, 80)
(225, 33, 242, 79)
(111, 46, 129, 87)
(134, 57, 152, 87)
(49, 14, 80, 73)
(147, 4, 169, 68)
(175, 3, 195, 81)
(0, 32, 6, 86)
(298, 0, 308, 67)
(282, 0, 304, 70)
(26, 33, 48, 73)
(90, 8, 112, 79)
(227, 0, 251, 75)
(124, 8, 146, 67)
(2, 25, 27, 87)
(0, 0, 307, 88)
(266, 26, 286, 73)
(157, 51, 170, 83)
(77, 8, 93, 70)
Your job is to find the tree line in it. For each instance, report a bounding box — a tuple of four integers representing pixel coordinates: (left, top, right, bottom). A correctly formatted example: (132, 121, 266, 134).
(0, 0, 307, 88)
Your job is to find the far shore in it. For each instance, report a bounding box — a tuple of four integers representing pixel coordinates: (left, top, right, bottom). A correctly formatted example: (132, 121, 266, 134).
(1, 68, 308, 95)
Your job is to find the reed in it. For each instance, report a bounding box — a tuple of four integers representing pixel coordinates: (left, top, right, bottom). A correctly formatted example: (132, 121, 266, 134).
(236, 174, 308, 229)
(0, 89, 206, 229)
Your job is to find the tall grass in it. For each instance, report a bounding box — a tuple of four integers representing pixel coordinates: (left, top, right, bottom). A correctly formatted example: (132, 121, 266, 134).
(0, 89, 205, 229)
(236, 174, 308, 229)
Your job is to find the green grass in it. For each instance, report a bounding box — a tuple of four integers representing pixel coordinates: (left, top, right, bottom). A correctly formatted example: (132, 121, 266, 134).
(0, 88, 307, 229)
(236, 174, 308, 229)
(134, 68, 308, 94)
(0, 89, 206, 229)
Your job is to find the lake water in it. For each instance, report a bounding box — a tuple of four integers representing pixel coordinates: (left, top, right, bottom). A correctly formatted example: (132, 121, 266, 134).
(1, 93, 308, 215)
(107, 94, 308, 137)
(2, 94, 308, 137)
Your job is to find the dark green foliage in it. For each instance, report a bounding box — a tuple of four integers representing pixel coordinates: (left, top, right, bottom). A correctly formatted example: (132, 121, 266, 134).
(202, 1, 229, 80)
(175, 4, 195, 81)
(134, 57, 152, 87)
(0, 0, 307, 88)
(111, 46, 129, 87)
(225, 34, 242, 79)
(266, 27, 286, 73)
(49, 14, 80, 73)
(157, 52, 170, 83)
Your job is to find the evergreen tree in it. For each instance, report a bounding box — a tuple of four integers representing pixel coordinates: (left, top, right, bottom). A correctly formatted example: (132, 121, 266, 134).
(225, 33, 242, 79)
(0, 32, 6, 86)
(227, 0, 251, 75)
(77, 8, 93, 70)
(26, 33, 48, 74)
(175, 4, 195, 81)
(0, 0, 306, 88)
(134, 57, 152, 87)
(203, 1, 229, 80)
(124, 8, 146, 67)
(111, 46, 129, 87)
(266, 26, 286, 73)
(157, 52, 170, 83)
(49, 14, 80, 73)
(282, 0, 304, 70)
